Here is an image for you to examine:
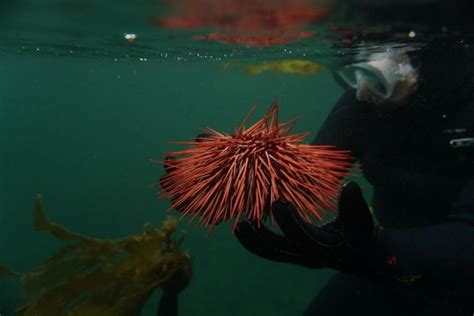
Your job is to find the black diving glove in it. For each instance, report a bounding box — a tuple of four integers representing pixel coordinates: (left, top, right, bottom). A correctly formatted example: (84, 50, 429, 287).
(235, 182, 380, 274)
(157, 266, 192, 316)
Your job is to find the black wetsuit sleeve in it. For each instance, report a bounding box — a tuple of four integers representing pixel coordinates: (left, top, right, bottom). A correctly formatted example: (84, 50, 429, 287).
(311, 90, 367, 158)
(371, 177, 474, 291)
(157, 292, 178, 316)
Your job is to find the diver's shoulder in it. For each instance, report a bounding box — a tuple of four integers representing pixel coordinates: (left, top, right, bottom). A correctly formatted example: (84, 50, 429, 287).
(333, 90, 372, 115)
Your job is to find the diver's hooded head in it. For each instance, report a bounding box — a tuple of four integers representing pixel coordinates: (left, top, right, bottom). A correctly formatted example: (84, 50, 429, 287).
(334, 0, 474, 111)
(348, 0, 474, 31)
(336, 49, 419, 109)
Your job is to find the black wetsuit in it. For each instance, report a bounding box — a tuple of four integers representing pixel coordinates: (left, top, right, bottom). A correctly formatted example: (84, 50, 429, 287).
(306, 49, 474, 315)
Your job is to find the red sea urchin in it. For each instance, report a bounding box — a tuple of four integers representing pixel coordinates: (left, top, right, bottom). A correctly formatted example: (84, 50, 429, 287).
(158, 101, 355, 233)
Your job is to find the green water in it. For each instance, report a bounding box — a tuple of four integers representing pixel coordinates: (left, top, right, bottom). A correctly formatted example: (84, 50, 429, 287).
(0, 50, 349, 316)
(0, 1, 380, 315)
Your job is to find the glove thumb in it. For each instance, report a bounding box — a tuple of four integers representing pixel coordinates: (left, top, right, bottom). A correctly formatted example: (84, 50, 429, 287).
(337, 182, 374, 248)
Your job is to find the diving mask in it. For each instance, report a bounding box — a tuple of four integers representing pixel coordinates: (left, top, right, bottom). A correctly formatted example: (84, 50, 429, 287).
(337, 52, 419, 107)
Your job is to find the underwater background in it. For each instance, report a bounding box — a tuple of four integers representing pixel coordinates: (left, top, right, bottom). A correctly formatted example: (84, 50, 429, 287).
(0, 1, 380, 315)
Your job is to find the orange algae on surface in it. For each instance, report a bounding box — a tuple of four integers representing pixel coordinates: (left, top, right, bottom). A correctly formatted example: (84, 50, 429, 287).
(154, 0, 330, 46)
(191, 30, 316, 47)
(9, 195, 191, 316)
(159, 101, 355, 233)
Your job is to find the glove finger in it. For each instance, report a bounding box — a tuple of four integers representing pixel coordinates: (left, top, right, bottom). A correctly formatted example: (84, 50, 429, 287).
(271, 201, 320, 245)
(272, 200, 344, 249)
(338, 181, 374, 247)
(235, 220, 304, 264)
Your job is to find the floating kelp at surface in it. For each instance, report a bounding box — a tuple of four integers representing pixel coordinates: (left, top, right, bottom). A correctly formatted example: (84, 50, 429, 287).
(219, 59, 325, 76)
(2, 194, 192, 316)
(244, 59, 325, 75)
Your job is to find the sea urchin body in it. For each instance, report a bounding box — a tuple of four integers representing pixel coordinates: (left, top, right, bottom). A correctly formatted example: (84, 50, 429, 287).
(158, 101, 354, 233)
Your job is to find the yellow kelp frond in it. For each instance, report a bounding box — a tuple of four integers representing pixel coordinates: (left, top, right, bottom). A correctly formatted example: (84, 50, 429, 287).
(0, 265, 18, 277)
(162, 216, 178, 235)
(15, 195, 192, 316)
(34, 194, 99, 244)
(218, 59, 325, 76)
(244, 59, 325, 76)
(33, 194, 49, 231)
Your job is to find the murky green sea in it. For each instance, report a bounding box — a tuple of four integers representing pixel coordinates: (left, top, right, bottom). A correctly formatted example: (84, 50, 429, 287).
(0, 1, 437, 315)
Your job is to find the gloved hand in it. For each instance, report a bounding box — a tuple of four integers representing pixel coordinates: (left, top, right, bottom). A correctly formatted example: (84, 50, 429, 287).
(161, 265, 192, 296)
(157, 265, 192, 316)
(235, 182, 379, 273)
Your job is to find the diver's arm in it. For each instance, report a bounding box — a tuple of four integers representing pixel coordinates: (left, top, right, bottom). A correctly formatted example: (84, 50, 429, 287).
(157, 266, 191, 316)
(311, 90, 368, 159)
(368, 177, 474, 288)
(157, 293, 178, 316)
(311, 92, 474, 287)
(236, 178, 474, 290)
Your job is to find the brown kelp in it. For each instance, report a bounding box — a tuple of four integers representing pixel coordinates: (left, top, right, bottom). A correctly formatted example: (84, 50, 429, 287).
(1, 194, 192, 316)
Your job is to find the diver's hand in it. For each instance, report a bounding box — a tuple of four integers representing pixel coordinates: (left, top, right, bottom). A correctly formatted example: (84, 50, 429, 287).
(235, 182, 377, 272)
(161, 267, 192, 296)
(157, 267, 192, 316)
